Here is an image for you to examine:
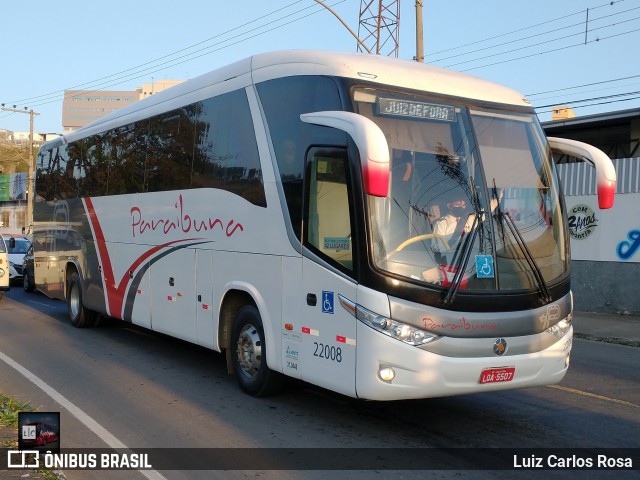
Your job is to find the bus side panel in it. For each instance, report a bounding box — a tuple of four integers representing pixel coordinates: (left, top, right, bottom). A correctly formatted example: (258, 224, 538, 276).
(121, 243, 152, 329)
(149, 247, 197, 343)
(281, 256, 303, 379)
(299, 255, 357, 398)
(195, 249, 215, 349)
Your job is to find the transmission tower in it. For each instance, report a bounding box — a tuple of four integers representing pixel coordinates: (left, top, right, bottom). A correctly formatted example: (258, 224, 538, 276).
(357, 0, 400, 57)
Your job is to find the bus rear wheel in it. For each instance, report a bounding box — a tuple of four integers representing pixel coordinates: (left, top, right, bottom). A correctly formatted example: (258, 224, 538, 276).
(68, 272, 98, 328)
(230, 305, 284, 397)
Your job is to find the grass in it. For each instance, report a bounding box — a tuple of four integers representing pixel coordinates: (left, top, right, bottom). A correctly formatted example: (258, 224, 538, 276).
(0, 393, 63, 479)
(0, 392, 34, 447)
(0, 393, 34, 427)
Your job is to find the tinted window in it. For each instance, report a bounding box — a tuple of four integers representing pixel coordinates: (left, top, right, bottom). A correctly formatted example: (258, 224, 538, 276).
(147, 106, 196, 192)
(36, 89, 266, 207)
(36, 144, 76, 201)
(257, 76, 345, 239)
(193, 89, 265, 206)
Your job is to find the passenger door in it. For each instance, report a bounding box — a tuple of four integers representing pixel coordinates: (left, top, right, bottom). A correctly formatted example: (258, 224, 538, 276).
(300, 147, 358, 397)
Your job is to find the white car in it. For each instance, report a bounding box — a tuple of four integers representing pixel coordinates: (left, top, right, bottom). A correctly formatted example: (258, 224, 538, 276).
(7, 236, 31, 284)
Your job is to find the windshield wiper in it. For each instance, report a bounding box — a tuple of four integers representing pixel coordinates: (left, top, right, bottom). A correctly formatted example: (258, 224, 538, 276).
(441, 213, 479, 305)
(492, 181, 552, 304)
(441, 178, 483, 305)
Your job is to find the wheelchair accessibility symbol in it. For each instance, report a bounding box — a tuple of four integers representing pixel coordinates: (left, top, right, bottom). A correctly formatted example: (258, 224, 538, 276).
(475, 255, 494, 278)
(322, 291, 334, 314)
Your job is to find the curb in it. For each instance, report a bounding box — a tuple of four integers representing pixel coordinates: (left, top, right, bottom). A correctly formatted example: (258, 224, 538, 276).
(574, 332, 640, 348)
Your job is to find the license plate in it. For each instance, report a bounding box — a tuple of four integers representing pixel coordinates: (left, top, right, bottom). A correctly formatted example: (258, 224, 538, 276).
(479, 367, 515, 384)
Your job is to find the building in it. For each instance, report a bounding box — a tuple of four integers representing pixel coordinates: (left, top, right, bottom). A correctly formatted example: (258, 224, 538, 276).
(543, 107, 640, 315)
(62, 80, 183, 133)
(62, 90, 139, 134)
(136, 80, 183, 100)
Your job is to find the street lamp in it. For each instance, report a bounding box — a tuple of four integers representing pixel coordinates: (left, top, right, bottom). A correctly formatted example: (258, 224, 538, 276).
(311, 0, 372, 53)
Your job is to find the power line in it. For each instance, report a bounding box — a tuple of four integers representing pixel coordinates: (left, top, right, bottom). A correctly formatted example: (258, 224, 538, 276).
(431, 5, 640, 65)
(526, 74, 640, 96)
(4, 1, 346, 110)
(531, 82, 640, 106)
(456, 26, 640, 72)
(535, 89, 640, 109)
(429, 0, 626, 56)
(536, 94, 640, 114)
(4, 1, 640, 127)
(442, 13, 640, 69)
(7, 1, 306, 106)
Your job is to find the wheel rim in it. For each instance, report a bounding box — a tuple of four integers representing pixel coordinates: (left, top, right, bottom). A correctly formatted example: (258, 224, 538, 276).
(236, 324, 262, 378)
(69, 282, 80, 319)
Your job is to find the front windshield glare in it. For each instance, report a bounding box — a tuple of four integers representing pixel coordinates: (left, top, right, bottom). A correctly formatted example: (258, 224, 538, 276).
(354, 88, 568, 293)
(471, 109, 568, 291)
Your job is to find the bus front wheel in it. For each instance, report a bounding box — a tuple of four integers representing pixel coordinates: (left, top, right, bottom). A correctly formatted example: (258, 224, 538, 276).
(68, 272, 98, 328)
(230, 305, 284, 397)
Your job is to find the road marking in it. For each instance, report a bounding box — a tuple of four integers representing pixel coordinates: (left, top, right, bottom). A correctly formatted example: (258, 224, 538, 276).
(548, 384, 640, 408)
(0, 350, 168, 480)
(25, 299, 58, 308)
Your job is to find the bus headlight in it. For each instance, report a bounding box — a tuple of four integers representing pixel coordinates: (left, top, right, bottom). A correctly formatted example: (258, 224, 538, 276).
(0, 268, 5, 277)
(356, 305, 438, 346)
(546, 314, 572, 338)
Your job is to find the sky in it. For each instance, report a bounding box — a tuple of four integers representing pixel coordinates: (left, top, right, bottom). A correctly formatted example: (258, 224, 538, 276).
(1, 0, 639, 134)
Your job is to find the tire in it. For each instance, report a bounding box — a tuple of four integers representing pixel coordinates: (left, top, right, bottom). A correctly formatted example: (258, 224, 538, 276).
(230, 305, 285, 397)
(23, 271, 34, 292)
(67, 272, 98, 328)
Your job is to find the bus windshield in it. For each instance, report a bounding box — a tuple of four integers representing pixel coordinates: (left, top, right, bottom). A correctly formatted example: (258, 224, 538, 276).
(353, 87, 568, 293)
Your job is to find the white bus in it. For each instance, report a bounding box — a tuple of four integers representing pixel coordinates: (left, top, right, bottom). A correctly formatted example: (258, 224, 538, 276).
(33, 50, 616, 400)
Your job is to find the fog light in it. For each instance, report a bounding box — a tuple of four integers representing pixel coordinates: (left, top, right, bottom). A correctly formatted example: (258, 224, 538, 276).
(565, 354, 570, 368)
(378, 366, 395, 383)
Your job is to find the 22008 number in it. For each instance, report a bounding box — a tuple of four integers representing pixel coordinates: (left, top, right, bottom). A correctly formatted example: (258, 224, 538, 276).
(313, 342, 342, 363)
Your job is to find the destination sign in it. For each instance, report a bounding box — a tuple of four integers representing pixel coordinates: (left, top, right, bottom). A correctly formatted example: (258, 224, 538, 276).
(377, 98, 455, 122)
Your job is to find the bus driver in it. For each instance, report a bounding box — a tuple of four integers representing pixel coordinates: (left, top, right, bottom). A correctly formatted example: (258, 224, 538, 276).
(431, 193, 474, 259)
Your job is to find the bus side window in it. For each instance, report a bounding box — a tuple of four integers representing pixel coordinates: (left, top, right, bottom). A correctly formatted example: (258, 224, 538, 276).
(304, 147, 354, 272)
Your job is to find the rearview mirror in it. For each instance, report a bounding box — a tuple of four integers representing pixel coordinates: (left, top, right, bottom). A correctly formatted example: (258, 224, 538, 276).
(548, 137, 616, 209)
(301, 111, 390, 197)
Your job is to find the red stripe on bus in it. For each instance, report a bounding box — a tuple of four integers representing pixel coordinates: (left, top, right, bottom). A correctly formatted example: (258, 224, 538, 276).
(83, 197, 199, 319)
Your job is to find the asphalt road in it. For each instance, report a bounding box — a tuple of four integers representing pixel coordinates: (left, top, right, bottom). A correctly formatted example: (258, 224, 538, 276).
(0, 287, 638, 480)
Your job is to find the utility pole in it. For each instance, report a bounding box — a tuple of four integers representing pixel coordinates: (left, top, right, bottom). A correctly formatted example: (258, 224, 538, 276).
(415, 0, 424, 62)
(1, 106, 40, 232)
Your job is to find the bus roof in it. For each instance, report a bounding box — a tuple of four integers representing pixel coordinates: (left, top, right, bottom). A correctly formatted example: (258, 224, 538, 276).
(250, 50, 529, 106)
(52, 50, 530, 148)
